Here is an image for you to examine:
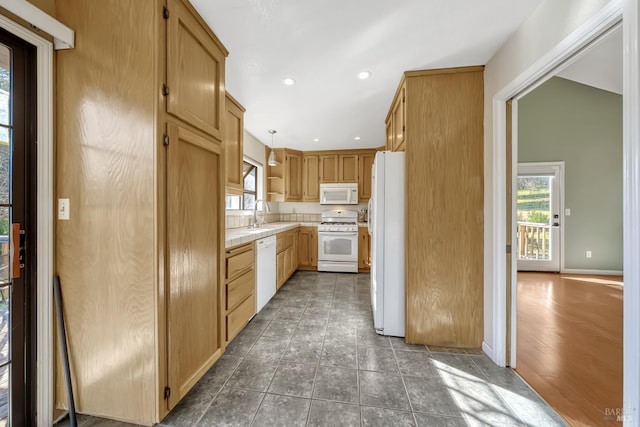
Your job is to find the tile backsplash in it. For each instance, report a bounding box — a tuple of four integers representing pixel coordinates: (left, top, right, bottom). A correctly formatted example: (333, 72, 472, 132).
(225, 212, 322, 229)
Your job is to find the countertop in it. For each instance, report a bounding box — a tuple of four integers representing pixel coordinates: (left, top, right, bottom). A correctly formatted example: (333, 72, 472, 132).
(225, 221, 370, 248)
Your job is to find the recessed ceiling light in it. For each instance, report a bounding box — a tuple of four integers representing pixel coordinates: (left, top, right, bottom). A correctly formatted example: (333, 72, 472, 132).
(313, 138, 319, 142)
(354, 136, 361, 140)
(357, 71, 371, 80)
(283, 77, 296, 86)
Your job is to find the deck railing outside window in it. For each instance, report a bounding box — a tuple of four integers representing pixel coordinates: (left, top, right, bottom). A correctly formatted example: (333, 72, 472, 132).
(517, 222, 551, 260)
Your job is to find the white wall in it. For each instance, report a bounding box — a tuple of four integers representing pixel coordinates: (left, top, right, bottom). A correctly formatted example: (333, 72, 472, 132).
(483, 0, 616, 359)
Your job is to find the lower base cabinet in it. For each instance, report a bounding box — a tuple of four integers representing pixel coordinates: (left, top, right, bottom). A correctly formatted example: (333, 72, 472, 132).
(358, 227, 371, 272)
(225, 242, 256, 342)
(298, 226, 318, 270)
(276, 228, 299, 288)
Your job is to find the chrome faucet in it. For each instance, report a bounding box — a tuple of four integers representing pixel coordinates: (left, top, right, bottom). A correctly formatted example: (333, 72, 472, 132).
(251, 199, 270, 228)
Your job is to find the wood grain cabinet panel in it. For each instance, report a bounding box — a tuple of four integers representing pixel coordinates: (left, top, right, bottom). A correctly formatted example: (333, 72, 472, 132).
(298, 227, 318, 269)
(358, 151, 375, 202)
(303, 154, 320, 201)
(338, 154, 358, 182)
(55, 0, 228, 423)
(358, 227, 371, 271)
(392, 66, 484, 348)
(226, 293, 256, 342)
(167, 0, 227, 140)
(319, 154, 338, 183)
(167, 123, 224, 409)
(225, 94, 245, 195)
(391, 85, 406, 151)
(286, 151, 303, 201)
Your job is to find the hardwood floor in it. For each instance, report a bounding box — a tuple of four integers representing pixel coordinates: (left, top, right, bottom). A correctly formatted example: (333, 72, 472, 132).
(516, 272, 623, 427)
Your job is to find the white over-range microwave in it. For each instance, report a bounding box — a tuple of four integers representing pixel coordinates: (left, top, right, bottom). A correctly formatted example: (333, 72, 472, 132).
(319, 183, 358, 205)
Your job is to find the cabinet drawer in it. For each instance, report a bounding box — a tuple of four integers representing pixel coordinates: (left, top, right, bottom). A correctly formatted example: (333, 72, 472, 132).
(285, 232, 294, 248)
(226, 245, 254, 280)
(226, 293, 255, 342)
(276, 233, 285, 253)
(227, 268, 254, 311)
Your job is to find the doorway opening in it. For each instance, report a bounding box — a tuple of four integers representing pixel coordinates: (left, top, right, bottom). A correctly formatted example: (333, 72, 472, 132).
(508, 24, 623, 426)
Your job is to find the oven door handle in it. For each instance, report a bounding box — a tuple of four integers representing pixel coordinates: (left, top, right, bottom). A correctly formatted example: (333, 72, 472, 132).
(318, 232, 358, 236)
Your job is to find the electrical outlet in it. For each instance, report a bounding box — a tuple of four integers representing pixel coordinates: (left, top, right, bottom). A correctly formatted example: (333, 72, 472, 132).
(586, 250, 592, 258)
(58, 198, 70, 220)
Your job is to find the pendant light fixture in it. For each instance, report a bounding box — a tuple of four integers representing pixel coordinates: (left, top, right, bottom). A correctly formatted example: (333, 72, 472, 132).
(267, 129, 277, 167)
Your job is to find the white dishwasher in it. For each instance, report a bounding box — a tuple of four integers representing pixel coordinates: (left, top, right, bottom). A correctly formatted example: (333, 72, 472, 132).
(255, 235, 277, 313)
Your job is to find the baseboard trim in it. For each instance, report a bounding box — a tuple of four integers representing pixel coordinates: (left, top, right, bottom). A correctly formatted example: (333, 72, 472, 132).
(482, 341, 496, 364)
(562, 269, 623, 276)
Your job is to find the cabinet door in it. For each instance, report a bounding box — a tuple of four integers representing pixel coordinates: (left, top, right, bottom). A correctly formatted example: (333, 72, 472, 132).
(303, 154, 320, 201)
(358, 227, 371, 270)
(276, 250, 286, 289)
(319, 154, 338, 183)
(167, 0, 226, 140)
(338, 154, 359, 183)
(225, 94, 244, 195)
(298, 230, 311, 267)
(286, 151, 303, 201)
(167, 123, 224, 409)
(385, 119, 393, 151)
(298, 227, 318, 269)
(358, 152, 375, 202)
(392, 85, 405, 151)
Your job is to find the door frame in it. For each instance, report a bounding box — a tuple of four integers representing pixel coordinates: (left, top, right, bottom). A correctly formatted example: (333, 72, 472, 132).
(515, 161, 564, 273)
(0, 14, 54, 427)
(490, 0, 640, 423)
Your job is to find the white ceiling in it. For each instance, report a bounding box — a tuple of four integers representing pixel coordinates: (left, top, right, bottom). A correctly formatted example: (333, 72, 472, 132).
(557, 26, 622, 95)
(191, 0, 544, 151)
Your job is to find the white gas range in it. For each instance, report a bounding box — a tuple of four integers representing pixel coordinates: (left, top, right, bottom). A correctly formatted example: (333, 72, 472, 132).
(317, 210, 359, 273)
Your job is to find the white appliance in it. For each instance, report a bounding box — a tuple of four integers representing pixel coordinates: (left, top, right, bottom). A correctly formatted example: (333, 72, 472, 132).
(369, 151, 405, 337)
(317, 210, 359, 273)
(320, 183, 358, 205)
(256, 235, 276, 312)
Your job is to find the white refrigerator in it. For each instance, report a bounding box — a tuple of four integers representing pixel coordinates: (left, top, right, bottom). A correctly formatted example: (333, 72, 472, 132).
(368, 151, 405, 337)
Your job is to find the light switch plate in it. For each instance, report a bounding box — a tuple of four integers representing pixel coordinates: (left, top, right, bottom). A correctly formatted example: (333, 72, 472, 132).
(565, 208, 571, 216)
(58, 198, 70, 220)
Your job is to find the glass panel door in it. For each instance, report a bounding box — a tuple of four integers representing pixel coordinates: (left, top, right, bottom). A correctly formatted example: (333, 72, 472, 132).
(516, 163, 561, 272)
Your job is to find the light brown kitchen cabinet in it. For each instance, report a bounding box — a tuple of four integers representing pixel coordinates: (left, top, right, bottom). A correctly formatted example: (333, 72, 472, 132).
(358, 151, 375, 202)
(55, 0, 228, 424)
(358, 227, 371, 272)
(392, 66, 484, 348)
(286, 151, 303, 201)
(298, 227, 318, 270)
(303, 154, 320, 201)
(386, 83, 406, 151)
(267, 148, 303, 202)
(225, 243, 255, 342)
(224, 93, 245, 195)
(338, 153, 359, 182)
(276, 228, 299, 288)
(385, 120, 393, 151)
(167, 0, 226, 140)
(319, 154, 339, 183)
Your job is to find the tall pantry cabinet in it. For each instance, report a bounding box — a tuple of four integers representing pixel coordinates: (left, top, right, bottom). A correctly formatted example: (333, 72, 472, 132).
(55, 0, 226, 424)
(386, 67, 484, 348)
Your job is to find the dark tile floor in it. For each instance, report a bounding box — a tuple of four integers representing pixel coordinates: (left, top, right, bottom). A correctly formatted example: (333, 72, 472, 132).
(57, 272, 566, 427)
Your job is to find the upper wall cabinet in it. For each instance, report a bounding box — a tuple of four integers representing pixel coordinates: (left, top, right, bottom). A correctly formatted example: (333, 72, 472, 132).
(225, 94, 245, 195)
(386, 83, 406, 151)
(266, 148, 303, 202)
(286, 151, 303, 201)
(167, 0, 227, 140)
(338, 154, 358, 183)
(358, 151, 375, 202)
(303, 154, 320, 201)
(319, 154, 338, 183)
